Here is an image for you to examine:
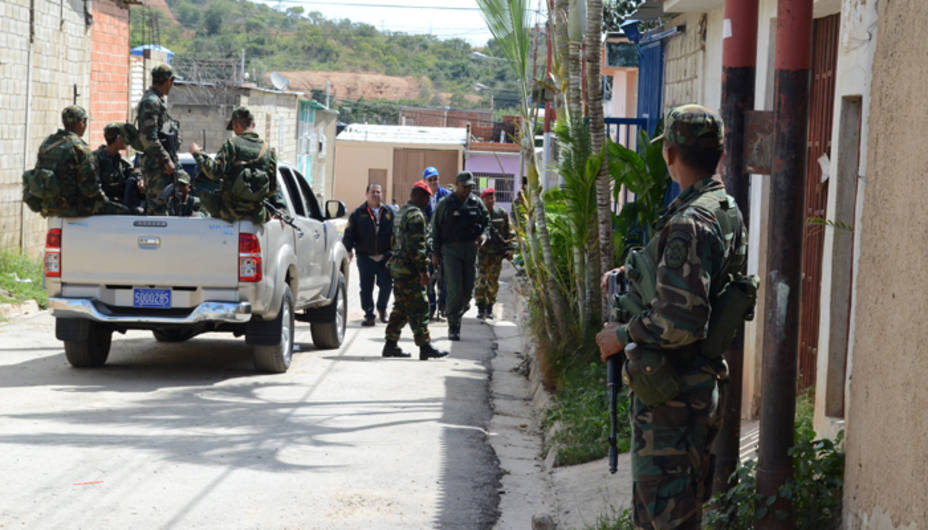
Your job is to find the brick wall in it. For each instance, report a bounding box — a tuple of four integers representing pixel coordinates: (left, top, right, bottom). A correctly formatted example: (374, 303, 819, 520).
(244, 90, 300, 164)
(662, 14, 705, 111)
(88, 0, 131, 148)
(400, 107, 495, 141)
(0, 0, 92, 256)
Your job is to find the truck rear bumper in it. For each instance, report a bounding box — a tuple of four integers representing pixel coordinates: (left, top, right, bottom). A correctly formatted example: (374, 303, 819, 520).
(48, 298, 252, 324)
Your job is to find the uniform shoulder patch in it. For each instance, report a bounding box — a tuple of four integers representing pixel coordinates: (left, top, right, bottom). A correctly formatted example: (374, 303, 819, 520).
(663, 234, 690, 269)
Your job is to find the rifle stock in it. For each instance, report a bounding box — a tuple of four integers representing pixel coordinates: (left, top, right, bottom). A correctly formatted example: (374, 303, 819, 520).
(606, 269, 628, 475)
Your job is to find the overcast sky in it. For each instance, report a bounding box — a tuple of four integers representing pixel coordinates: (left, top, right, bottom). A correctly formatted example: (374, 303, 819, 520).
(254, 0, 547, 47)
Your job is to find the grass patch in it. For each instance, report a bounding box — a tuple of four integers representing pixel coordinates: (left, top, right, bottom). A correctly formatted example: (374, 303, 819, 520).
(588, 506, 634, 530)
(542, 359, 632, 466)
(0, 250, 47, 309)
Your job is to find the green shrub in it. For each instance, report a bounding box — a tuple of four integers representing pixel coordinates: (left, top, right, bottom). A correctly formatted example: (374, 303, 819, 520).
(0, 250, 46, 309)
(703, 390, 844, 529)
(542, 361, 632, 466)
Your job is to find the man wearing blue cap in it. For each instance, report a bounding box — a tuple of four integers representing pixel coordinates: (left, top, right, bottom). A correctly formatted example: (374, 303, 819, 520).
(422, 166, 451, 320)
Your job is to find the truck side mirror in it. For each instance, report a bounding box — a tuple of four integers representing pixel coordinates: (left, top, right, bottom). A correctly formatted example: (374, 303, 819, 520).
(325, 200, 346, 219)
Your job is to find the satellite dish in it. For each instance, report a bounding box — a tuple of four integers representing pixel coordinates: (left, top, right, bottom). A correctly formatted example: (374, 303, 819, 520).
(269, 72, 290, 91)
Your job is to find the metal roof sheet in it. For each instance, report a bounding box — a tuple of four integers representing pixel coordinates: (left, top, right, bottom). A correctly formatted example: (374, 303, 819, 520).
(336, 124, 467, 145)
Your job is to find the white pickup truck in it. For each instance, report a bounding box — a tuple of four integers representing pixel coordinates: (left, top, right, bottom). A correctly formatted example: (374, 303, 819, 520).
(45, 162, 349, 373)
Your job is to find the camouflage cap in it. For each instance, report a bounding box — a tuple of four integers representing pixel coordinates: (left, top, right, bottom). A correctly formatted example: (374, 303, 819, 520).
(653, 104, 724, 150)
(226, 106, 254, 130)
(152, 64, 175, 84)
(103, 122, 123, 144)
(175, 169, 191, 186)
(456, 171, 476, 187)
(61, 105, 88, 126)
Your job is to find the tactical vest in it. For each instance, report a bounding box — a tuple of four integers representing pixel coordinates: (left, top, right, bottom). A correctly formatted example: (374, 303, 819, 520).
(204, 135, 275, 223)
(387, 204, 423, 277)
(22, 132, 82, 215)
(440, 194, 485, 243)
(618, 186, 757, 361)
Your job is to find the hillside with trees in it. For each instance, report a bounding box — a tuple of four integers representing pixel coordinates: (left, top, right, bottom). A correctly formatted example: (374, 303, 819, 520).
(132, 0, 522, 121)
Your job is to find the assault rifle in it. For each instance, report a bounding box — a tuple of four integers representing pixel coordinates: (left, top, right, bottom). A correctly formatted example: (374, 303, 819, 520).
(606, 269, 629, 475)
(263, 199, 304, 237)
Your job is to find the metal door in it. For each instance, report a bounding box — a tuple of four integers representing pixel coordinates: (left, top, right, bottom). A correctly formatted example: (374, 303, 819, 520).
(636, 40, 664, 138)
(798, 14, 839, 390)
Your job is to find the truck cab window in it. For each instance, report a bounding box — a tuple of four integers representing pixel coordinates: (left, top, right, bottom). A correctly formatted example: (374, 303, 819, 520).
(279, 167, 307, 217)
(292, 169, 323, 221)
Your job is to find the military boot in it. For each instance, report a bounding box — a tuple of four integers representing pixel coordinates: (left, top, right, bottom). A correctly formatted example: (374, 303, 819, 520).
(382, 340, 411, 358)
(484, 304, 495, 320)
(419, 343, 448, 361)
(476, 303, 486, 320)
(448, 322, 461, 341)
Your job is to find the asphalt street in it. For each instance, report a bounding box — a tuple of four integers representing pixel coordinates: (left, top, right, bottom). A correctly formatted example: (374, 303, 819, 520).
(0, 268, 500, 529)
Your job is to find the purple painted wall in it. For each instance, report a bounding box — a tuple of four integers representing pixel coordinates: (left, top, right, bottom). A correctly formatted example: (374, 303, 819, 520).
(465, 151, 522, 210)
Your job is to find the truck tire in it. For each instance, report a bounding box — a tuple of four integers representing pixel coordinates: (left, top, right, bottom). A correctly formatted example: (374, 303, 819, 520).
(252, 286, 295, 373)
(64, 323, 112, 368)
(152, 328, 197, 342)
(310, 272, 346, 349)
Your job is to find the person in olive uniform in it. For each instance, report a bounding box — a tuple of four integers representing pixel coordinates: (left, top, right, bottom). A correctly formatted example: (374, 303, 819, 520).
(136, 64, 181, 215)
(474, 187, 516, 319)
(596, 104, 748, 529)
(166, 170, 203, 217)
(190, 106, 285, 222)
(25, 106, 128, 217)
(431, 171, 490, 341)
(93, 122, 137, 204)
(382, 181, 448, 361)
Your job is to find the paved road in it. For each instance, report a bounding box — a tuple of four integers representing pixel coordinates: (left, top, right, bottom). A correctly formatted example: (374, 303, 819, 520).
(0, 270, 500, 529)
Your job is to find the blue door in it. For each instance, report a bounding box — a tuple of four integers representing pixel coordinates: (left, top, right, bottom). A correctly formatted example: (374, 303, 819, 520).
(636, 40, 664, 138)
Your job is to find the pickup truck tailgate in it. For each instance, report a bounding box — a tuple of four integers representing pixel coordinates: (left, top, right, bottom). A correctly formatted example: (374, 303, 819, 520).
(60, 216, 240, 288)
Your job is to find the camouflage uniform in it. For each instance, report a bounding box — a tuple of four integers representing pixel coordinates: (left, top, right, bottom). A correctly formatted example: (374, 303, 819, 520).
(26, 106, 128, 217)
(474, 205, 515, 310)
(93, 125, 137, 204)
(166, 171, 203, 217)
(384, 202, 431, 346)
(136, 64, 180, 215)
(612, 105, 747, 529)
(194, 125, 282, 223)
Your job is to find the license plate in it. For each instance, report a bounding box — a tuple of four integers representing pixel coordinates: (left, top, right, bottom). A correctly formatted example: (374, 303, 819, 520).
(133, 288, 172, 308)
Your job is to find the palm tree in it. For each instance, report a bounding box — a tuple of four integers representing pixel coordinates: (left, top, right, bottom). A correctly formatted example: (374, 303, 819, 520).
(476, 0, 570, 342)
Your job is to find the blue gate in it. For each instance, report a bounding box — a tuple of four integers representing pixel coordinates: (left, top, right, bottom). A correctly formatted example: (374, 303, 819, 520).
(637, 39, 664, 138)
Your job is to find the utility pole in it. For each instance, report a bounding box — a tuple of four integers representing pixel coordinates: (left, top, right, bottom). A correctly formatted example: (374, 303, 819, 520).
(713, 0, 758, 496)
(240, 48, 245, 85)
(756, 0, 813, 526)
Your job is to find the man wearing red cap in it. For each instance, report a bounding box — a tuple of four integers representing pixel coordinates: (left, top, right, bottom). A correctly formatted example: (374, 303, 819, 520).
(382, 180, 449, 360)
(475, 188, 516, 319)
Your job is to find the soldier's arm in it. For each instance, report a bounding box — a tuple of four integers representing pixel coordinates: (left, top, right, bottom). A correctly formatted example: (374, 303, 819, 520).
(74, 144, 108, 202)
(137, 98, 170, 165)
(477, 197, 491, 238)
(625, 215, 723, 349)
(431, 200, 445, 255)
(194, 139, 233, 182)
(407, 211, 430, 273)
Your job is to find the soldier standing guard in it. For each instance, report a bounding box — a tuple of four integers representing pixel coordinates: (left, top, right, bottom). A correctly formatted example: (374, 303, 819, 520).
(382, 181, 448, 361)
(431, 171, 490, 341)
(596, 105, 749, 529)
(136, 64, 180, 215)
(474, 187, 515, 320)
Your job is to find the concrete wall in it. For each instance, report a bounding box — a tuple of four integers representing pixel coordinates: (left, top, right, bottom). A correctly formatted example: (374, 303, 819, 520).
(842, 1, 928, 527)
(313, 108, 338, 202)
(603, 68, 638, 119)
(244, 89, 300, 165)
(0, 0, 92, 256)
(88, 0, 131, 148)
(661, 9, 724, 114)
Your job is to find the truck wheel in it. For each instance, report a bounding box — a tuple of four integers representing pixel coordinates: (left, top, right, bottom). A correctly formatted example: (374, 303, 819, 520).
(64, 323, 112, 368)
(310, 272, 346, 349)
(152, 328, 197, 342)
(253, 286, 295, 373)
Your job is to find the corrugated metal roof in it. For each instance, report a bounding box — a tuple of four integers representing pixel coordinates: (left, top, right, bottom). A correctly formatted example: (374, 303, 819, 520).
(336, 124, 467, 145)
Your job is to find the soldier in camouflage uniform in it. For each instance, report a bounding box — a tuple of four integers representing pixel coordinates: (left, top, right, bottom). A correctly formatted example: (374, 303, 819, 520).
(136, 64, 180, 215)
(596, 105, 747, 529)
(25, 106, 128, 217)
(190, 106, 285, 223)
(93, 122, 137, 204)
(382, 181, 448, 361)
(474, 187, 515, 320)
(166, 170, 203, 217)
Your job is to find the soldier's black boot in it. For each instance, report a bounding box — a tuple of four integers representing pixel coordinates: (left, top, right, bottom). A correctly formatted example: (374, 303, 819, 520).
(476, 303, 486, 320)
(484, 304, 494, 320)
(419, 343, 448, 361)
(448, 322, 461, 341)
(382, 340, 411, 358)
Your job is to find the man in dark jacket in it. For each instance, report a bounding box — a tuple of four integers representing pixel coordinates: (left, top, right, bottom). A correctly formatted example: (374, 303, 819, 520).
(343, 183, 394, 326)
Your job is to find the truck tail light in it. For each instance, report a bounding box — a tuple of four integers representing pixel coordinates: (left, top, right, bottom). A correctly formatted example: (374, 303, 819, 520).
(239, 233, 262, 283)
(44, 228, 61, 277)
